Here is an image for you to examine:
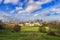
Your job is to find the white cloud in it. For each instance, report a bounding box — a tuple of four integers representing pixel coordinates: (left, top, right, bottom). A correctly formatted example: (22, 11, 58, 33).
(10, 7, 23, 14)
(4, 0, 19, 4)
(10, 10, 15, 14)
(39, 0, 52, 4)
(16, 10, 31, 16)
(0, 0, 2, 3)
(39, 8, 60, 17)
(16, 7, 23, 10)
(52, 8, 60, 14)
(0, 12, 17, 22)
(29, 0, 52, 5)
(25, 0, 52, 12)
(34, 14, 39, 17)
(40, 12, 49, 17)
(25, 4, 41, 12)
(0, 12, 10, 22)
(18, 13, 30, 16)
(0, 12, 11, 17)
(17, 10, 27, 16)
(18, 10, 26, 14)
(15, 0, 52, 16)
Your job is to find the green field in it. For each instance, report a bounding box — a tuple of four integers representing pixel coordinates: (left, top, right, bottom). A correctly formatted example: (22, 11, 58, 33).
(0, 32, 60, 40)
(21, 26, 39, 31)
(0, 26, 60, 40)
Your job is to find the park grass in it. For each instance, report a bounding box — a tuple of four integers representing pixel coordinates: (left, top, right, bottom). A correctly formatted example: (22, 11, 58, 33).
(0, 26, 60, 40)
(21, 26, 39, 31)
(0, 31, 60, 40)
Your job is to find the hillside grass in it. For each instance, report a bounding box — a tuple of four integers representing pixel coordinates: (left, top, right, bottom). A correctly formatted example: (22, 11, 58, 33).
(0, 31, 60, 40)
(0, 26, 60, 40)
(21, 26, 39, 31)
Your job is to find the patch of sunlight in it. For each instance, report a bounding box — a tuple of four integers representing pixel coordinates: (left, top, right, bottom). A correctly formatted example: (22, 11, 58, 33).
(45, 27, 49, 32)
(21, 26, 39, 31)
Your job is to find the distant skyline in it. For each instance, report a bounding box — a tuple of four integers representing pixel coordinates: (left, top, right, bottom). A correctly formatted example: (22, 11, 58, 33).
(0, 0, 60, 22)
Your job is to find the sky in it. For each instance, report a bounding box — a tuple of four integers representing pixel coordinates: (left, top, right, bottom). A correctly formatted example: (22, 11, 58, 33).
(0, 0, 60, 22)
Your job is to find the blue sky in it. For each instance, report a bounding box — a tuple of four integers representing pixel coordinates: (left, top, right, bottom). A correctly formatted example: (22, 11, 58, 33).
(0, 0, 60, 22)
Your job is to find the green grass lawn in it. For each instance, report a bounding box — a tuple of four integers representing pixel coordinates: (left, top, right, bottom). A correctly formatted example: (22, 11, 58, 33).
(0, 31, 60, 40)
(0, 26, 60, 40)
(21, 26, 39, 31)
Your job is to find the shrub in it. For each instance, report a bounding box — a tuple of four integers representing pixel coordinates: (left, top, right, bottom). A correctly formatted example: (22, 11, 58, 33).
(47, 31, 56, 36)
(13, 24, 21, 32)
(5, 23, 21, 32)
(0, 20, 6, 34)
(39, 26, 47, 33)
(0, 20, 5, 30)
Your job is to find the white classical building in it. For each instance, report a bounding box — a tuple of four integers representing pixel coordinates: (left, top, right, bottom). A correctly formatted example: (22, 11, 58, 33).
(25, 22, 43, 26)
(25, 22, 34, 26)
